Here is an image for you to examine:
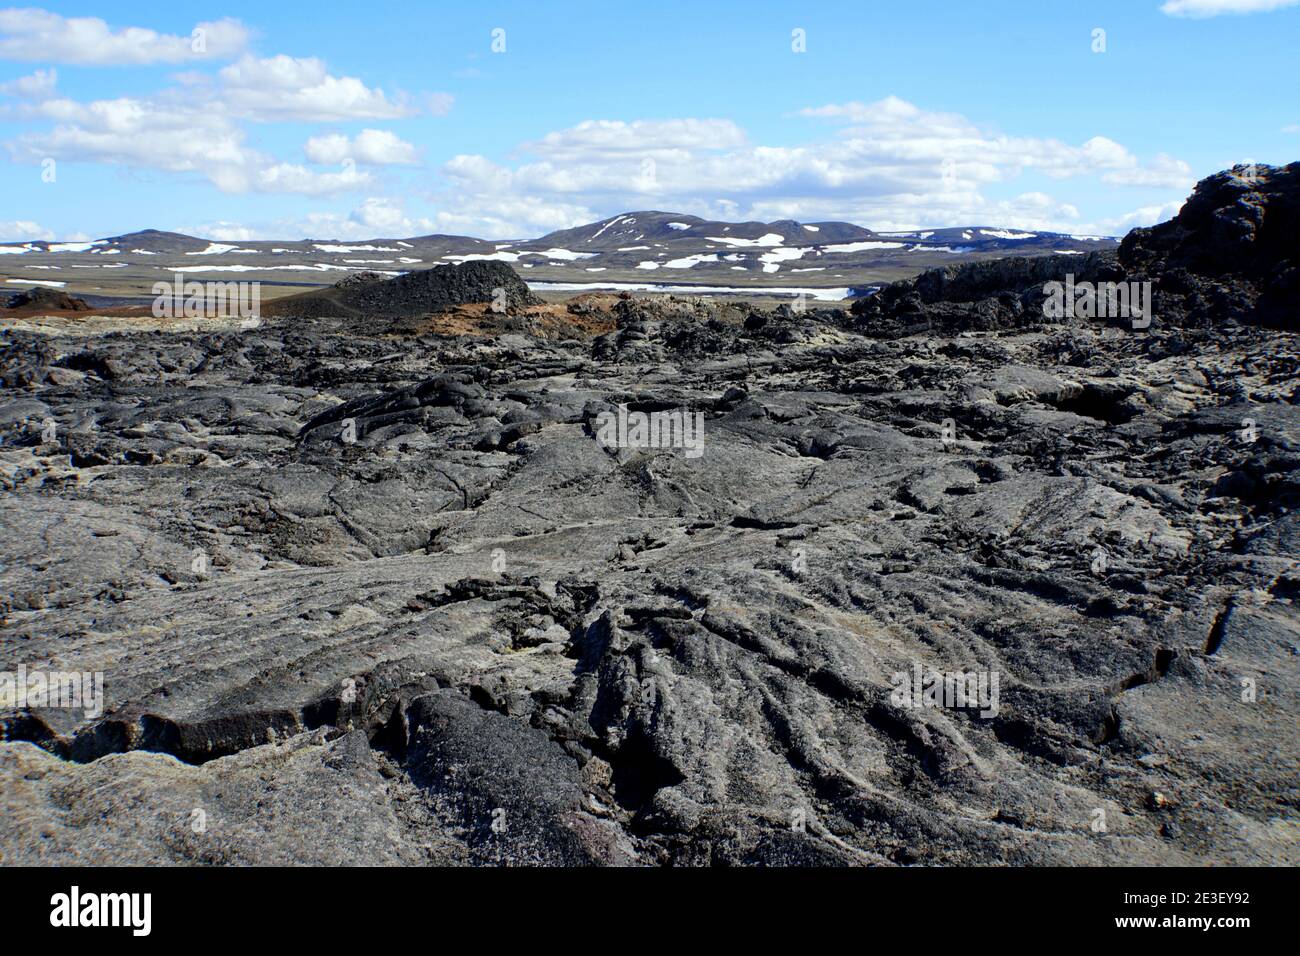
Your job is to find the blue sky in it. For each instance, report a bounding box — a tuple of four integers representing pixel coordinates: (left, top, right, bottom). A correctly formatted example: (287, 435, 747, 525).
(1, 0, 1297, 240)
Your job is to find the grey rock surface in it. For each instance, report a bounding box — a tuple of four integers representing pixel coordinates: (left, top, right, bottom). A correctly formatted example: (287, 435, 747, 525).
(1, 174, 1297, 866)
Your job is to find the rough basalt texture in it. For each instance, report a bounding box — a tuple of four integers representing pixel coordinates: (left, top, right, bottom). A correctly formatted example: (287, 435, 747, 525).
(2, 176, 1297, 867)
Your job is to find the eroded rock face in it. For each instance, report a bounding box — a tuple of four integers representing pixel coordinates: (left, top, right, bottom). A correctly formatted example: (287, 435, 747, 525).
(1, 175, 1297, 868)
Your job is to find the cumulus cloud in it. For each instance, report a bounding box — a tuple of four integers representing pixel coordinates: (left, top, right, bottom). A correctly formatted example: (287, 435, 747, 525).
(0, 67, 54, 97)
(524, 118, 748, 159)
(0, 218, 53, 240)
(304, 128, 419, 165)
(1160, 0, 1300, 16)
(430, 97, 1195, 236)
(429, 196, 597, 239)
(1086, 200, 1187, 235)
(9, 94, 381, 195)
(255, 161, 372, 195)
(191, 197, 437, 241)
(11, 95, 260, 191)
(3, 44, 1192, 240)
(348, 196, 434, 234)
(217, 55, 416, 122)
(5, 46, 442, 193)
(797, 96, 1162, 182)
(0, 8, 248, 64)
(193, 221, 261, 242)
(196, 195, 595, 242)
(1101, 153, 1196, 188)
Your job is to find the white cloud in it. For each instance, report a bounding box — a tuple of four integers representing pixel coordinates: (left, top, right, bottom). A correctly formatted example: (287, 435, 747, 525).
(255, 161, 372, 195)
(0, 9, 248, 64)
(9, 95, 382, 195)
(0, 67, 54, 98)
(431, 98, 1195, 236)
(1085, 200, 1187, 235)
(11, 95, 261, 191)
(304, 128, 419, 165)
(797, 97, 1152, 181)
(426, 92, 454, 116)
(1101, 153, 1196, 188)
(348, 196, 433, 234)
(524, 118, 747, 159)
(5, 62, 1195, 240)
(429, 196, 596, 238)
(1160, 0, 1300, 16)
(172, 190, 1191, 248)
(191, 197, 437, 241)
(194, 221, 261, 242)
(6, 47, 436, 193)
(218, 55, 414, 122)
(301, 133, 351, 165)
(0, 218, 53, 240)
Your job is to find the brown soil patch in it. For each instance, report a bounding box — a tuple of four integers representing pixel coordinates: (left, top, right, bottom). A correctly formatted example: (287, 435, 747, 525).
(387, 301, 616, 338)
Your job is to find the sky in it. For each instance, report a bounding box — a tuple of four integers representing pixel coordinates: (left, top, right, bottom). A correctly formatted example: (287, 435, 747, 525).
(0, 0, 1297, 242)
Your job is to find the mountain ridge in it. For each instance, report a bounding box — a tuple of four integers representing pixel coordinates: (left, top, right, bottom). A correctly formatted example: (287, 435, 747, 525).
(0, 211, 1124, 297)
(3, 212, 1121, 251)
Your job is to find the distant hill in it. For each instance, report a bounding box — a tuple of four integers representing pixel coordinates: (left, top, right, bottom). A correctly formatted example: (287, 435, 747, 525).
(0, 211, 1123, 298)
(100, 229, 215, 254)
(531, 211, 880, 251)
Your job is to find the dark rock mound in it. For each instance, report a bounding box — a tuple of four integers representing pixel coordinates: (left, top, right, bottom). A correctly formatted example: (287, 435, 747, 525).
(332, 270, 386, 290)
(338, 260, 542, 316)
(1120, 162, 1299, 329)
(263, 260, 542, 320)
(6, 286, 92, 312)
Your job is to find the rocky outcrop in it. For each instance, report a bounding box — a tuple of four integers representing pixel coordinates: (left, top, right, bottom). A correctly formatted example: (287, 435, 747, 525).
(852, 162, 1300, 335)
(1120, 162, 1300, 329)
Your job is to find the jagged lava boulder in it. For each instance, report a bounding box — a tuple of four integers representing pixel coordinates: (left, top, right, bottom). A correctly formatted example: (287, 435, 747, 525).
(852, 161, 1299, 335)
